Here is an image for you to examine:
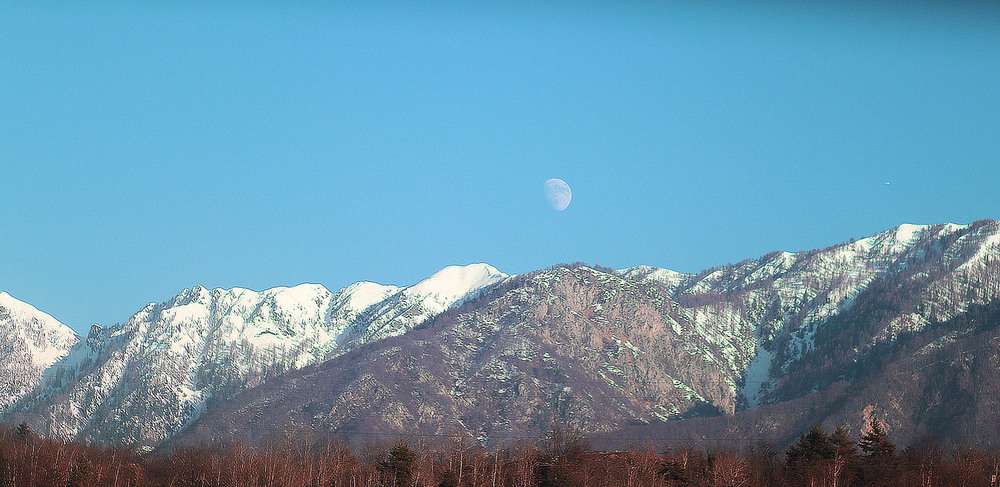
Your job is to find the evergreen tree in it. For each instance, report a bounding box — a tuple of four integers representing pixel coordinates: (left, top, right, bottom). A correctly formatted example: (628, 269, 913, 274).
(786, 425, 835, 464)
(858, 419, 898, 486)
(830, 426, 858, 461)
(68, 458, 93, 487)
(380, 442, 417, 487)
(786, 425, 836, 486)
(535, 461, 577, 487)
(858, 419, 896, 459)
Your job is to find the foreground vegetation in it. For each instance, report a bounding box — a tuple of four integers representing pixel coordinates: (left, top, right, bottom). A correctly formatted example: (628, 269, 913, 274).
(3, 420, 1000, 486)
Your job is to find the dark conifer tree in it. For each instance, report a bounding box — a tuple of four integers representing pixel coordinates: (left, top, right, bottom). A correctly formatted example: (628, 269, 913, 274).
(381, 442, 417, 487)
(786, 425, 836, 486)
(786, 425, 835, 464)
(858, 419, 896, 459)
(536, 426, 590, 487)
(830, 426, 857, 460)
(858, 419, 899, 486)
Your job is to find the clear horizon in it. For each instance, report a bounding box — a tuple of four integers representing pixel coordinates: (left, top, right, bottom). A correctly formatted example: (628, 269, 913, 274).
(2, 3, 998, 333)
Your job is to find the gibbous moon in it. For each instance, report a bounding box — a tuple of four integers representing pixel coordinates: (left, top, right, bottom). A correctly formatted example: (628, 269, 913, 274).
(544, 178, 572, 211)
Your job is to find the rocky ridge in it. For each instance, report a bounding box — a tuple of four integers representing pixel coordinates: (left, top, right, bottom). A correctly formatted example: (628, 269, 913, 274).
(2, 264, 506, 445)
(177, 220, 1000, 447)
(5, 221, 1000, 448)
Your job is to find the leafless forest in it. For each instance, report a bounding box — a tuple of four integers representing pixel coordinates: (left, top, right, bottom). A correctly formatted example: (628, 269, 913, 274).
(4, 421, 1000, 486)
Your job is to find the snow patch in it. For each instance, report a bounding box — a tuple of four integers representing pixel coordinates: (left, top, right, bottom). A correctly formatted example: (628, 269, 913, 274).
(741, 344, 774, 408)
(619, 265, 690, 287)
(895, 223, 925, 244)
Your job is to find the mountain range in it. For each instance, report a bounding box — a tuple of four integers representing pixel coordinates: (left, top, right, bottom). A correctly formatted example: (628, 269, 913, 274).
(3, 220, 1000, 449)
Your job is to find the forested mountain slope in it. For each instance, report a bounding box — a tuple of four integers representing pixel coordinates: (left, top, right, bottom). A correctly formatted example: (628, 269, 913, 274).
(3, 264, 506, 446)
(178, 221, 1000, 447)
(0, 292, 78, 411)
(6, 221, 1000, 448)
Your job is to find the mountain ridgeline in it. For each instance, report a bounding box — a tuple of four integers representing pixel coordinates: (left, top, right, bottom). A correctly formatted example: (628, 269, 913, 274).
(1, 264, 507, 445)
(3, 220, 1000, 449)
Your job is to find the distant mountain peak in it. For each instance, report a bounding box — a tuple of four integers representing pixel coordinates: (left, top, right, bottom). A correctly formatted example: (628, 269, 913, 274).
(407, 263, 508, 303)
(0, 292, 65, 326)
(9, 221, 1000, 448)
(2, 263, 512, 445)
(0, 291, 78, 410)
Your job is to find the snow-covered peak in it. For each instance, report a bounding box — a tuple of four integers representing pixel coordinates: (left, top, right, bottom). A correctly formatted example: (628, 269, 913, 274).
(168, 285, 214, 308)
(336, 281, 401, 313)
(347, 263, 509, 344)
(853, 222, 935, 254)
(264, 283, 331, 313)
(406, 263, 508, 306)
(0, 291, 79, 410)
(6, 265, 515, 444)
(0, 292, 78, 357)
(886, 223, 928, 252)
(0, 292, 67, 331)
(619, 265, 690, 287)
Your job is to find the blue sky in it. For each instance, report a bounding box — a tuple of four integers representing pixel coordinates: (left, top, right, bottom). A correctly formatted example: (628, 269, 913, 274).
(2, 2, 998, 332)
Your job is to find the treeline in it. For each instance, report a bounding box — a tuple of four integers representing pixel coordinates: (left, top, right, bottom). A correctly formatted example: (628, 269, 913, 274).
(3, 420, 1000, 486)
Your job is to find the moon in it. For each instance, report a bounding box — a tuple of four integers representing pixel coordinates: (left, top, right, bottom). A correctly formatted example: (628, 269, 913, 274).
(544, 178, 572, 211)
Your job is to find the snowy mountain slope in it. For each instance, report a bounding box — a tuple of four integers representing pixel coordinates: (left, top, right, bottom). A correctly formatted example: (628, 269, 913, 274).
(622, 220, 1000, 407)
(173, 264, 736, 447)
(8, 221, 1000, 448)
(4, 264, 507, 445)
(0, 292, 78, 411)
(178, 221, 1000, 448)
(618, 265, 690, 293)
(612, 298, 1000, 451)
(345, 263, 508, 344)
